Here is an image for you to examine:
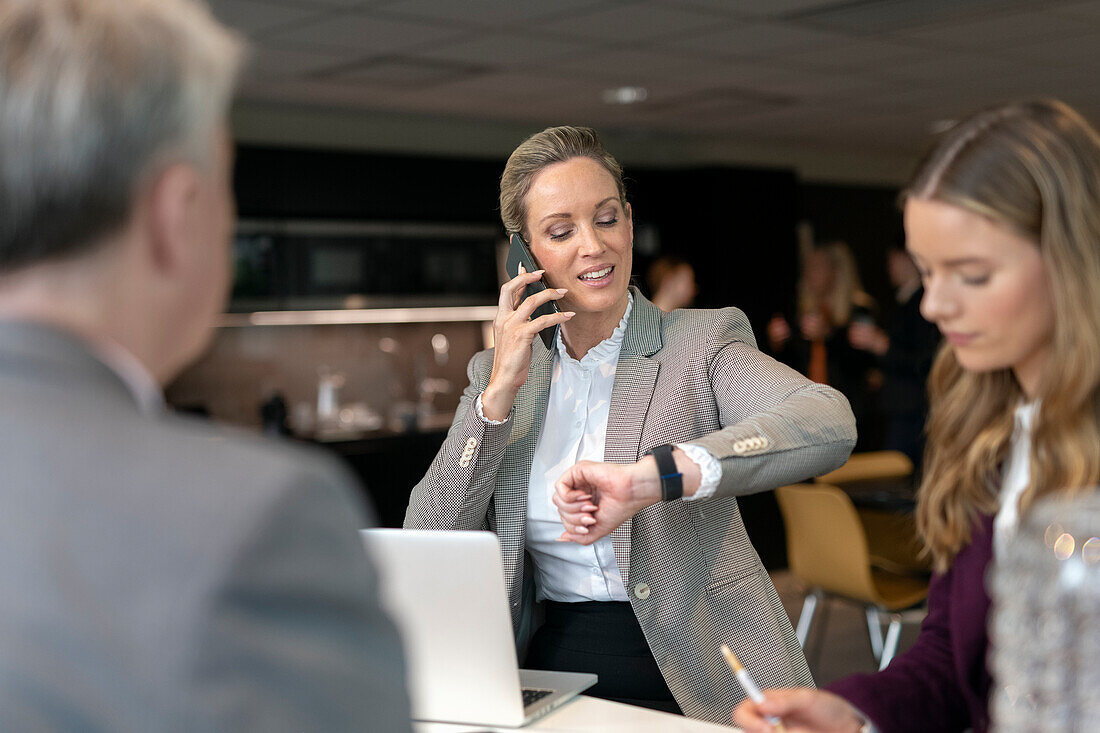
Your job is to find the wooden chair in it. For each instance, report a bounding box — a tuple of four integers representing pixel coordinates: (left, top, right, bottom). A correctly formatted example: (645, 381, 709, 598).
(816, 449, 913, 486)
(817, 450, 930, 575)
(776, 483, 929, 671)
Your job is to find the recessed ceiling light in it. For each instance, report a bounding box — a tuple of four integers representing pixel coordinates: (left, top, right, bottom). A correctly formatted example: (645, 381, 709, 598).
(602, 86, 648, 105)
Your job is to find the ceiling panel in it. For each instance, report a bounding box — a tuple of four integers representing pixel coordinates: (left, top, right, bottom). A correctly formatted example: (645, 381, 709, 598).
(1008, 30, 1100, 67)
(688, 61, 888, 102)
(414, 31, 595, 66)
(551, 49, 725, 83)
(261, 10, 462, 53)
(240, 77, 399, 108)
(868, 48, 1020, 85)
(244, 44, 354, 79)
(211, 0, 1100, 165)
(540, 3, 721, 43)
(412, 70, 593, 103)
(248, 0, 379, 8)
(656, 0, 842, 19)
(1052, 1, 1100, 21)
(207, 0, 330, 35)
(321, 56, 488, 88)
(899, 8, 1094, 51)
(371, 0, 615, 26)
(789, 0, 1046, 35)
(655, 20, 853, 59)
(776, 38, 930, 72)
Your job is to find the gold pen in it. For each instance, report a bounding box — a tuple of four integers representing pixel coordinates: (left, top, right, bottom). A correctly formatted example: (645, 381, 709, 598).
(721, 644, 786, 732)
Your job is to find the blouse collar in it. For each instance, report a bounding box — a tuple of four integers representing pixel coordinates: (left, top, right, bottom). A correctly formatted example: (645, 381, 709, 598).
(555, 292, 634, 367)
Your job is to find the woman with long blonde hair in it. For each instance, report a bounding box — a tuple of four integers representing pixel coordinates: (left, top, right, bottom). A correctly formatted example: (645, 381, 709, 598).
(736, 98, 1100, 733)
(768, 240, 879, 443)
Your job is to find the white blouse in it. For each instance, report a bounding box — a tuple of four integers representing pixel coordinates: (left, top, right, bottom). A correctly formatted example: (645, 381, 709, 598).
(524, 296, 635, 602)
(993, 402, 1038, 557)
(475, 293, 720, 602)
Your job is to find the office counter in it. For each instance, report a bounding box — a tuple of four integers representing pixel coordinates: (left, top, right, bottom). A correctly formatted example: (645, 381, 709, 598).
(315, 428, 448, 527)
(414, 695, 741, 732)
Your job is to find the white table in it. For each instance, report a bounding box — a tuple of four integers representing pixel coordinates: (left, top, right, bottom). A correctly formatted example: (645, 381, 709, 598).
(413, 695, 742, 732)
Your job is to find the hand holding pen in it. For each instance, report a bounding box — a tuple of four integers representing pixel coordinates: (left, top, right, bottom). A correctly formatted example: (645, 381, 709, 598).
(727, 653, 869, 733)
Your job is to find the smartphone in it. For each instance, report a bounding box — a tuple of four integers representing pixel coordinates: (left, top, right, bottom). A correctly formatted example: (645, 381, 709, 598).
(505, 232, 559, 350)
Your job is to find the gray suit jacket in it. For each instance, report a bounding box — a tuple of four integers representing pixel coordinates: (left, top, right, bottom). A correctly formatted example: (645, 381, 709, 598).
(406, 290, 857, 724)
(0, 322, 411, 732)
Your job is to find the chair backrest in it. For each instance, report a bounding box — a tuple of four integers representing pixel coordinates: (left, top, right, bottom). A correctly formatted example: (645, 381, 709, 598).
(816, 450, 913, 485)
(775, 483, 881, 604)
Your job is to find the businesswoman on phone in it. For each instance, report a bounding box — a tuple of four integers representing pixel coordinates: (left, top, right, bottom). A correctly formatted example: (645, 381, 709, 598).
(735, 99, 1100, 733)
(407, 126, 856, 724)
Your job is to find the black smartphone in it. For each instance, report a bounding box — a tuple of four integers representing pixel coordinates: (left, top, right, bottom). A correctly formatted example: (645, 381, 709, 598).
(505, 232, 559, 350)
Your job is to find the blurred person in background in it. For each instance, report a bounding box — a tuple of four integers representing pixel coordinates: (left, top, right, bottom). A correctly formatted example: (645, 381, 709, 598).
(407, 125, 856, 725)
(767, 240, 879, 448)
(646, 253, 698, 311)
(0, 0, 410, 730)
(849, 243, 942, 469)
(735, 99, 1100, 733)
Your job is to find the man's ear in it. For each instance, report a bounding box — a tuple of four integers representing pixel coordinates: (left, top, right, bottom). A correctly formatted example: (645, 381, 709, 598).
(145, 162, 200, 275)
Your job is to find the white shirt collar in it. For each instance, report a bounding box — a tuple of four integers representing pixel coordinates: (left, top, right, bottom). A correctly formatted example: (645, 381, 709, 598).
(554, 292, 633, 367)
(527, 292, 634, 603)
(994, 401, 1040, 556)
(1014, 400, 1038, 431)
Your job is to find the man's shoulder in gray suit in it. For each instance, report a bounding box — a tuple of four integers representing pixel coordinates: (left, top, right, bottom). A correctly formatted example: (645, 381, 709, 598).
(0, 349, 411, 731)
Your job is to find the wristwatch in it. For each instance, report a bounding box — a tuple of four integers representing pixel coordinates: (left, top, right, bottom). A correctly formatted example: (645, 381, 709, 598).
(646, 444, 683, 501)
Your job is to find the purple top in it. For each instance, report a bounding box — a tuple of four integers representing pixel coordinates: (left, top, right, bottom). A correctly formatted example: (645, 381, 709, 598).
(828, 515, 995, 733)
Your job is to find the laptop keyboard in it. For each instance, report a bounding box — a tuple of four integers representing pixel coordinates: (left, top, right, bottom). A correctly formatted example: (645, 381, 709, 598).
(522, 688, 554, 708)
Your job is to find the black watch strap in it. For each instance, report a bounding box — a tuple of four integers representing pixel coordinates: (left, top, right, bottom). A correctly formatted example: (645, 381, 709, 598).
(647, 444, 683, 501)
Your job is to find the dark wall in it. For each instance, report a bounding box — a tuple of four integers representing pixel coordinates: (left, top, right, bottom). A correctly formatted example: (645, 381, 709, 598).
(234, 146, 504, 223)
(629, 166, 799, 341)
(235, 144, 903, 326)
(234, 145, 799, 339)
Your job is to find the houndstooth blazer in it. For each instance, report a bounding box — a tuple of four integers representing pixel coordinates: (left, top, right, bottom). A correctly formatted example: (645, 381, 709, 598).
(406, 288, 856, 725)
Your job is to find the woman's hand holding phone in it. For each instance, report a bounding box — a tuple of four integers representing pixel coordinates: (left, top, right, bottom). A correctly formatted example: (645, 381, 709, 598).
(481, 264, 574, 421)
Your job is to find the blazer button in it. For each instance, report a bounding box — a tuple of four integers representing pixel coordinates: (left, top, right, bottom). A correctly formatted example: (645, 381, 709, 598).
(466, 437, 478, 449)
(633, 582, 651, 600)
(732, 440, 747, 454)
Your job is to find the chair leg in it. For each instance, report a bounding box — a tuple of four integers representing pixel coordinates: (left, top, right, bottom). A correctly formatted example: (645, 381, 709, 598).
(795, 589, 821, 647)
(879, 614, 902, 671)
(865, 606, 884, 662)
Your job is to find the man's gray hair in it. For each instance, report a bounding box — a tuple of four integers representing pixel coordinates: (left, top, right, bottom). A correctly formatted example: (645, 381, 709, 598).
(0, 0, 244, 270)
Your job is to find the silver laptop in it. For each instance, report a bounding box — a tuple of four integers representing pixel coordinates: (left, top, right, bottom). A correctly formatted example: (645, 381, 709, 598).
(361, 528, 596, 727)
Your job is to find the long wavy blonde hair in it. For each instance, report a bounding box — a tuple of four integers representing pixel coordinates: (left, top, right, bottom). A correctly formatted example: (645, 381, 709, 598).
(797, 241, 874, 327)
(907, 100, 1100, 570)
